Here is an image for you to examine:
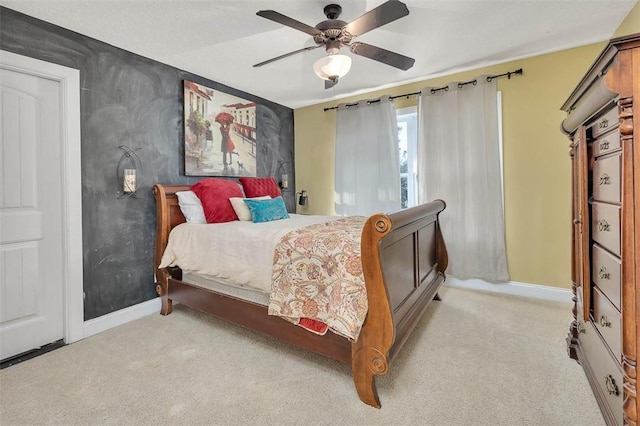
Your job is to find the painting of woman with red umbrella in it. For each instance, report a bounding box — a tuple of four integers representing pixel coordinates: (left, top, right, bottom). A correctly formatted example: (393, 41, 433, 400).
(215, 112, 236, 167)
(183, 80, 256, 176)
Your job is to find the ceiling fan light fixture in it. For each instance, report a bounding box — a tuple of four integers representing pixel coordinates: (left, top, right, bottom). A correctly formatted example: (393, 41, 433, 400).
(313, 53, 352, 82)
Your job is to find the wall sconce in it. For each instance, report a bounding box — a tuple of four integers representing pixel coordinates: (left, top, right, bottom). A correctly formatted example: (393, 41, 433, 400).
(297, 190, 308, 206)
(117, 145, 142, 199)
(277, 161, 291, 190)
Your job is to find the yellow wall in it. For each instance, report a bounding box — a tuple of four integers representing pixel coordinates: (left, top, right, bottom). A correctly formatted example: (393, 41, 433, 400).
(293, 6, 638, 289)
(613, 1, 640, 38)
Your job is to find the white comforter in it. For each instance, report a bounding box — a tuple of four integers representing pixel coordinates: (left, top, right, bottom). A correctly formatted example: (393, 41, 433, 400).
(158, 214, 337, 293)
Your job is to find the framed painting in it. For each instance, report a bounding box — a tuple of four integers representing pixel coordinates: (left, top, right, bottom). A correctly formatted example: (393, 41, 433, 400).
(183, 80, 257, 176)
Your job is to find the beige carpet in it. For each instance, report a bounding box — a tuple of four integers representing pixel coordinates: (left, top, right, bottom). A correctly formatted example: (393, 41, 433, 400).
(1, 286, 604, 425)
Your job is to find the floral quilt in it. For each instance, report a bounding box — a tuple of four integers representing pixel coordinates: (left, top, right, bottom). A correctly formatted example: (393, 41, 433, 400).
(268, 216, 368, 341)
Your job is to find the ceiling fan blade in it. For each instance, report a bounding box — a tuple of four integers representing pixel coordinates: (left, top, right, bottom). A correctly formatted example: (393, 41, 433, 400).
(350, 42, 415, 70)
(325, 78, 338, 90)
(253, 45, 323, 67)
(342, 0, 410, 37)
(257, 10, 323, 36)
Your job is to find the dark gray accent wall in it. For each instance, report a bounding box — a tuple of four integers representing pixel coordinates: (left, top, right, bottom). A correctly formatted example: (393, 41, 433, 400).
(1, 7, 295, 320)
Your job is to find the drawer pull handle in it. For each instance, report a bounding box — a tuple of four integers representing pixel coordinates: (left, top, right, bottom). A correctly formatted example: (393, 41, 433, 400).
(598, 118, 609, 130)
(605, 375, 619, 396)
(598, 173, 611, 185)
(597, 220, 610, 232)
(599, 140, 610, 151)
(599, 315, 611, 328)
(598, 266, 610, 280)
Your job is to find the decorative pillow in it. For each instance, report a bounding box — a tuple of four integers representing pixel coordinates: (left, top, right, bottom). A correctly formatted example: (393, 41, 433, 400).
(190, 178, 243, 223)
(176, 191, 206, 224)
(244, 196, 290, 223)
(229, 196, 271, 221)
(239, 177, 282, 199)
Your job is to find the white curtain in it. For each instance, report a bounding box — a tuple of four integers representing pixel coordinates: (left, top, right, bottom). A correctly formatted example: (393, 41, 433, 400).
(335, 97, 401, 216)
(417, 78, 509, 282)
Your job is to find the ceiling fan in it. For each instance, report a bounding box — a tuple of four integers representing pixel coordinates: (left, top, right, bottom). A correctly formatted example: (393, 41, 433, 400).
(254, 0, 415, 89)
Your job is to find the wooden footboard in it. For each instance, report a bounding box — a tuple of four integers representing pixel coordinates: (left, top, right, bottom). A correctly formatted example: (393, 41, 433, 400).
(354, 201, 448, 407)
(152, 184, 447, 408)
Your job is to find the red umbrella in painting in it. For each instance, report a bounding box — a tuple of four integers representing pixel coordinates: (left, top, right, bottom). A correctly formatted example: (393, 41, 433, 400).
(215, 112, 236, 165)
(214, 112, 234, 125)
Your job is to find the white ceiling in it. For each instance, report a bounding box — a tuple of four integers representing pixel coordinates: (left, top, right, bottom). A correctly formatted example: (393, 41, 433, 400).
(1, 0, 637, 109)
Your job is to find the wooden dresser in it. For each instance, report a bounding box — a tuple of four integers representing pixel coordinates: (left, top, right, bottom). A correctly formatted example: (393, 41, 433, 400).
(561, 33, 639, 425)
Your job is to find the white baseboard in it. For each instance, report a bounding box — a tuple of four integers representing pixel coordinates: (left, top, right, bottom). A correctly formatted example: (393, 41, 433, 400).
(82, 297, 161, 339)
(445, 277, 572, 304)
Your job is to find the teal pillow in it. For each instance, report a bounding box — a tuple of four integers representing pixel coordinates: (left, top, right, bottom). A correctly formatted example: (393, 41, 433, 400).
(244, 196, 290, 223)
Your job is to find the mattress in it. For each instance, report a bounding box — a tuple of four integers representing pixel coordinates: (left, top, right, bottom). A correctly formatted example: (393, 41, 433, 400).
(159, 213, 338, 292)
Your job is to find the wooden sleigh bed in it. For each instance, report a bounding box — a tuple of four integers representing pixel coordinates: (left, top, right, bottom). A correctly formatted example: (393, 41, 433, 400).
(153, 184, 448, 408)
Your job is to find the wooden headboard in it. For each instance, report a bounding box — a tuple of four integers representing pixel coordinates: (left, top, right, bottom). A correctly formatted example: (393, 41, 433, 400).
(153, 184, 190, 278)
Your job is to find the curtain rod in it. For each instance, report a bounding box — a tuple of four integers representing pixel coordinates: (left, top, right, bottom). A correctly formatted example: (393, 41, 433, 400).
(323, 68, 523, 112)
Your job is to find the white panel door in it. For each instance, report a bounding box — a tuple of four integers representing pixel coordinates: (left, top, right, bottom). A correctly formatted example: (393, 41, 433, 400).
(0, 67, 64, 360)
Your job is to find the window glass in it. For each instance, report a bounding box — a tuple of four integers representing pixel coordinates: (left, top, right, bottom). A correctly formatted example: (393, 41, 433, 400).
(397, 106, 417, 208)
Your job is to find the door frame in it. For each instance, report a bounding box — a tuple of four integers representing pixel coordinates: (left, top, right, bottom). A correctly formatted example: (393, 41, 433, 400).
(1, 50, 83, 344)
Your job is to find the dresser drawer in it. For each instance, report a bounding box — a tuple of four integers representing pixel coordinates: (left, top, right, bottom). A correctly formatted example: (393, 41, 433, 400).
(592, 128, 621, 157)
(592, 202, 621, 257)
(592, 153, 621, 204)
(593, 286, 621, 362)
(579, 321, 624, 426)
(592, 243, 621, 310)
(590, 107, 619, 139)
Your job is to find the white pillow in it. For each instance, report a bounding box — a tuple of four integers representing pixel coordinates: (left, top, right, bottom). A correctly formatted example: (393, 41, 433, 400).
(229, 196, 271, 221)
(176, 191, 206, 224)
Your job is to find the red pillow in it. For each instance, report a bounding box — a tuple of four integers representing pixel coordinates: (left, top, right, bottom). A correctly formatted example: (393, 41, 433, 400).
(190, 178, 243, 223)
(239, 177, 282, 198)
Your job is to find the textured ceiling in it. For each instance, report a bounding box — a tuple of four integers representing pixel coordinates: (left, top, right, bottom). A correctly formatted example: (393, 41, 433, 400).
(1, 0, 637, 108)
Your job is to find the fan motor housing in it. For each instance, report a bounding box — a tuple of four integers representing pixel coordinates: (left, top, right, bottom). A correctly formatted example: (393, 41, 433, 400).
(314, 21, 351, 45)
(314, 3, 352, 45)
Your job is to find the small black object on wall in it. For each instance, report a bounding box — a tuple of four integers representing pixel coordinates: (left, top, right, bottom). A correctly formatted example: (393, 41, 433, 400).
(297, 190, 308, 206)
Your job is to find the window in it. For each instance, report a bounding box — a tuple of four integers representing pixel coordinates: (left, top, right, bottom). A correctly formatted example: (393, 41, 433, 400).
(397, 106, 417, 208)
